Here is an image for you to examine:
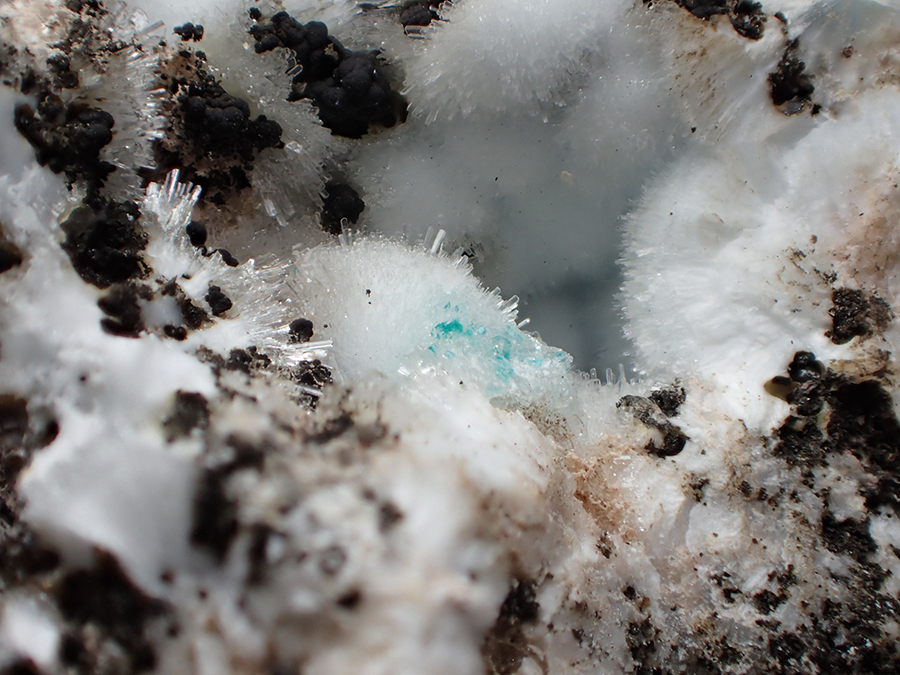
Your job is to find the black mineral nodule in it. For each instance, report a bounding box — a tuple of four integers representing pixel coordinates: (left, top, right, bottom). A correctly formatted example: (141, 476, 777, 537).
(205, 285, 232, 316)
(499, 579, 540, 624)
(164, 324, 188, 341)
(60, 201, 147, 288)
(149, 49, 286, 203)
(676, 0, 729, 20)
(186, 220, 207, 247)
(483, 578, 541, 675)
(649, 385, 686, 417)
(56, 551, 166, 673)
(15, 98, 116, 204)
(180, 79, 283, 160)
(191, 468, 238, 562)
(822, 511, 877, 563)
(729, 0, 766, 40)
(400, 1, 442, 27)
(0, 234, 24, 274)
(668, 0, 766, 40)
(98, 283, 148, 338)
(250, 11, 406, 138)
(787, 351, 824, 383)
(828, 287, 892, 345)
(294, 359, 333, 389)
(164, 391, 210, 441)
(617, 394, 689, 458)
(174, 22, 204, 42)
(769, 41, 815, 111)
(771, 351, 900, 487)
(321, 181, 365, 234)
(289, 317, 314, 343)
(215, 248, 239, 267)
(47, 54, 79, 89)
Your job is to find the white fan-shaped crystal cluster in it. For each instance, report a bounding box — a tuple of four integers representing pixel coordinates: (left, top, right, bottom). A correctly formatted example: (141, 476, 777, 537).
(1, 1, 900, 675)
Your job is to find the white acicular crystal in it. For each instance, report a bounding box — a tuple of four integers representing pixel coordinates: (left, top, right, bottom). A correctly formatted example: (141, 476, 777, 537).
(0, 1, 899, 674)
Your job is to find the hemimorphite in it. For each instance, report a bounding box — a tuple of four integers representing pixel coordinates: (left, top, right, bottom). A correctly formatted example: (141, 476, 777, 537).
(292, 235, 571, 405)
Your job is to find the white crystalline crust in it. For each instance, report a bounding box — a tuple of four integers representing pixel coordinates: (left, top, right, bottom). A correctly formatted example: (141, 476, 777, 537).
(0, 1, 899, 674)
(291, 235, 571, 405)
(401, 0, 629, 121)
(623, 3, 900, 423)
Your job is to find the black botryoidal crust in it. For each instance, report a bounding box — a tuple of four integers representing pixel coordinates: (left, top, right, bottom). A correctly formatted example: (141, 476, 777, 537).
(617, 394, 689, 457)
(786, 350, 824, 383)
(648, 384, 686, 417)
(769, 40, 816, 113)
(729, 0, 766, 39)
(190, 437, 265, 562)
(14, 96, 116, 207)
(179, 78, 283, 161)
(289, 317, 314, 343)
(174, 22, 204, 42)
(399, 1, 445, 28)
(184, 222, 240, 266)
(652, 0, 767, 40)
(163, 391, 210, 441)
(827, 287, 892, 344)
(98, 282, 151, 337)
(205, 285, 232, 316)
(186, 220, 207, 247)
(64, 0, 102, 13)
(56, 551, 167, 675)
(249, 9, 407, 138)
(770, 350, 900, 519)
(0, 226, 24, 274)
(321, 181, 365, 234)
(294, 359, 333, 389)
(47, 54, 79, 90)
(214, 248, 239, 267)
(482, 578, 540, 675)
(151, 49, 284, 204)
(770, 351, 900, 480)
(60, 201, 147, 288)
